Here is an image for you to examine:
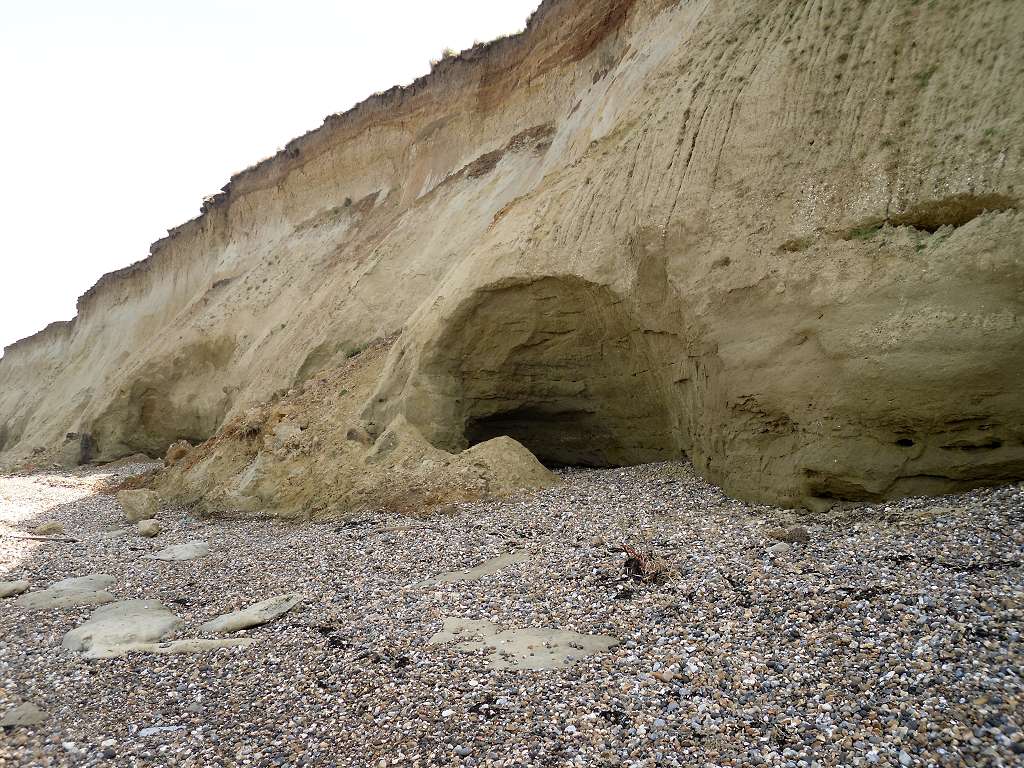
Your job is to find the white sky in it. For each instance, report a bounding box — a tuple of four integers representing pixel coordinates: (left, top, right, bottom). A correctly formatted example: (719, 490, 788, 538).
(0, 0, 539, 355)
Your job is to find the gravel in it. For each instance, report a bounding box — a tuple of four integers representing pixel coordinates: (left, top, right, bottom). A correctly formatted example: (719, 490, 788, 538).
(1, 460, 1022, 767)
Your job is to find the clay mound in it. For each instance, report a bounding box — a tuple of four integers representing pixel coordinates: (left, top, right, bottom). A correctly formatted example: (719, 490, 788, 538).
(158, 339, 558, 519)
(2, 0, 1023, 511)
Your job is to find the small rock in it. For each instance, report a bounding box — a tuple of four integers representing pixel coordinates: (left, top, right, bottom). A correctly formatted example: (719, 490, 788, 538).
(16, 574, 116, 610)
(199, 593, 303, 634)
(143, 541, 209, 561)
(767, 541, 792, 556)
(138, 519, 162, 538)
(418, 552, 531, 587)
(32, 521, 64, 536)
(0, 580, 30, 599)
(139, 725, 185, 737)
(766, 526, 810, 544)
(0, 702, 47, 728)
(117, 489, 160, 522)
(802, 497, 836, 514)
(63, 600, 181, 658)
(428, 617, 619, 670)
(164, 440, 193, 467)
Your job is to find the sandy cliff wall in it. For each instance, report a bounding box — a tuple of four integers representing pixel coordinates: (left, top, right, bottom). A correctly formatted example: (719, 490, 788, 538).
(2, 0, 1022, 515)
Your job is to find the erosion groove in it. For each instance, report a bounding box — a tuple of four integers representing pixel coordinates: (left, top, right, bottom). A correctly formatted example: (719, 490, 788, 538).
(1, 0, 1022, 516)
(889, 193, 1018, 233)
(840, 193, 1019, 240)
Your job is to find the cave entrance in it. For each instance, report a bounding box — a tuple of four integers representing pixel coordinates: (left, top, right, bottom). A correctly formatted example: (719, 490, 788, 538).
(420, 276, 682, 467)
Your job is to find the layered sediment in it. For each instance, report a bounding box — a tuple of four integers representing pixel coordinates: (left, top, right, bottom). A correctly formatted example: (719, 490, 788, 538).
(1, 0, 1022, 515)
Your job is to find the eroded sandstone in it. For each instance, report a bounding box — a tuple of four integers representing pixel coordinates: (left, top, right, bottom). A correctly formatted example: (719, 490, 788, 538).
(0, 0, 1020, 513)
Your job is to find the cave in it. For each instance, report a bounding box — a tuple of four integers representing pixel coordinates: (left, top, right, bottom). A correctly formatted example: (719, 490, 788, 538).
(419, 276, 685, 467)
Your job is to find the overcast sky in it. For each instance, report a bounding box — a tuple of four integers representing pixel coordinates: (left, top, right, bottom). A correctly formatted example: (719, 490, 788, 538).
(0, 1, 539, 355)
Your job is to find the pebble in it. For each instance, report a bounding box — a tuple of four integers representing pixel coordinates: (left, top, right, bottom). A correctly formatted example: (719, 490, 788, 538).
(766, 541, 791, 555)
(0, 460, 1021, 767)
(138, 725, 185, 737)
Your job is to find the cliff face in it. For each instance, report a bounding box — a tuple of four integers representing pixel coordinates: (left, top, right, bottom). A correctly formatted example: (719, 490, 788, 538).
(2, 0, 1022, 515)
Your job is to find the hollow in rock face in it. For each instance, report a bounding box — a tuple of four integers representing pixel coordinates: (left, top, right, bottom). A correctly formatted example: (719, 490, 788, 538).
(416, 276, 685, 468)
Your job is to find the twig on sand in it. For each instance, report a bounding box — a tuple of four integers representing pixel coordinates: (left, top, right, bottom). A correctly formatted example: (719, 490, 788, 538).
(356, 524, 441, 538)
(2, 533, 80, 544)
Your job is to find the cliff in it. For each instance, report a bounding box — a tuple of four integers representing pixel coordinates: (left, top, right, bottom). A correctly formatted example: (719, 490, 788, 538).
(2, 0, 1022, 516)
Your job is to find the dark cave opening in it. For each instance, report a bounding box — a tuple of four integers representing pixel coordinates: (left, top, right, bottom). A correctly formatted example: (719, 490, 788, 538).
(422, 276, 687, 469)
(465, 406, 622, 468)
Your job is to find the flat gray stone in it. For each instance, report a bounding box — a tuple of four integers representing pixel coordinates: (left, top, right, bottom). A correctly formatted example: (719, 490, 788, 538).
(0, 580, 30, 599)
(16, 574, 116, 610)
(122, 638, 254, 655)
(1, 702, 47, 728)
(429, 618, 619, 671)
(62, 600, 181, 659)
(199, 594, 302, 634)
(418, 551, 531, 587)
(143, 541, 209, 561)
